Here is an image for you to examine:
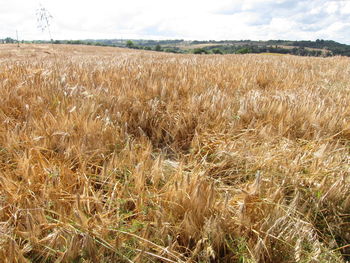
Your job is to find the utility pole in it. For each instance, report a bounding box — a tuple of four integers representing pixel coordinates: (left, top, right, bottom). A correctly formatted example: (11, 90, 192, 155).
(16, 30, 19, 47)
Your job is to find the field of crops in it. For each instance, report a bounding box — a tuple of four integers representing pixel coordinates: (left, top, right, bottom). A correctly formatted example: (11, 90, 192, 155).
(0, 44, 349, 262)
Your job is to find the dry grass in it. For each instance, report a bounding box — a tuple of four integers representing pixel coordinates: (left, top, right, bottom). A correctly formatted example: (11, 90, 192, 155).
(0, 44, 349, 262)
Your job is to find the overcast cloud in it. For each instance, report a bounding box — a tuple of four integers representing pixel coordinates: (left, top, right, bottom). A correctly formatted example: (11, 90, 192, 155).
(1, 0, 350, 43)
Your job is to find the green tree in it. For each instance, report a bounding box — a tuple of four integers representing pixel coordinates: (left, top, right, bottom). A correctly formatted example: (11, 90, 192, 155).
(212, 48, 223, 54)
(164, 48, 178, 53)
(236, 47, 251, 54)
(126, 40, 134, 48)
(4, 37, 15, 44)
(193, 48, 208, 54)
(154, 44, 162, 51)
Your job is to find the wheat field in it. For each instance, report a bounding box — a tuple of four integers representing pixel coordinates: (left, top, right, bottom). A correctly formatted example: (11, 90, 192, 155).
(0, 44, 349, 262)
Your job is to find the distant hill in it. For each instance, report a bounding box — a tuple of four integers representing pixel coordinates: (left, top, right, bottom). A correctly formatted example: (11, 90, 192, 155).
(3, 38, 350, 57)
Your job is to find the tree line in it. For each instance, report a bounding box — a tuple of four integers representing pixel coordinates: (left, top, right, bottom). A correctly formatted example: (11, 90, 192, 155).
(1, 38, 349, 57)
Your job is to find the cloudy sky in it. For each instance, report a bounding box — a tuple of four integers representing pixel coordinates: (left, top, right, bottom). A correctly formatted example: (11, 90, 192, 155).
(1, 0, 350, 43)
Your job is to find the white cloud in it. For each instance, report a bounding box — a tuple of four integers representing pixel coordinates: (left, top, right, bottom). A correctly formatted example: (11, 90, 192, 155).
(0, 0, 349, 43)
(325, 1, 340, 14)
